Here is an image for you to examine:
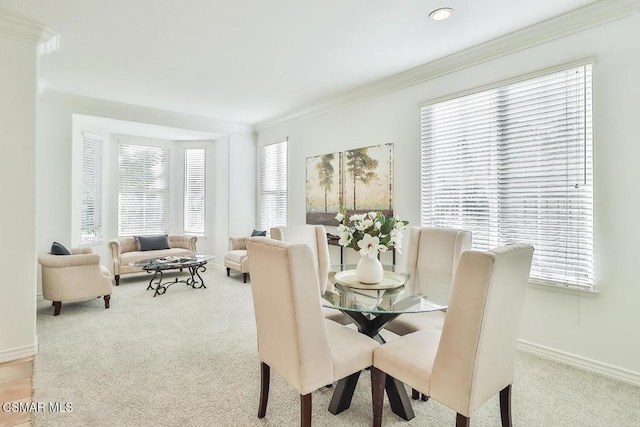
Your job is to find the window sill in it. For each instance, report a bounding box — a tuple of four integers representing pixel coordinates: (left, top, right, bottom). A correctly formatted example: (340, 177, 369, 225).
(528, 281, 599, 298)
(80, 240, 103, 247)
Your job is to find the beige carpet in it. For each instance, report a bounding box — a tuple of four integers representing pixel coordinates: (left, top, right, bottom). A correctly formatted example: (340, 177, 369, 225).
(34, 267, 640, 426)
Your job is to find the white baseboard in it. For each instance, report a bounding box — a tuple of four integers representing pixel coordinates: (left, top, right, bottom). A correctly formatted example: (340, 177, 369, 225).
(518, 340, 640, 387)
(0, 342, 38, 364)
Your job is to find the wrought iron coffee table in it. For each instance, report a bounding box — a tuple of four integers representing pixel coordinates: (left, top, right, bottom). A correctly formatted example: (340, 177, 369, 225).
(131, 255, 214, 297)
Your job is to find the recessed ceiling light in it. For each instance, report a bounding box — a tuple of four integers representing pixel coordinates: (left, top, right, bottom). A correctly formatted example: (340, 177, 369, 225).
(429, 7, 454, 21)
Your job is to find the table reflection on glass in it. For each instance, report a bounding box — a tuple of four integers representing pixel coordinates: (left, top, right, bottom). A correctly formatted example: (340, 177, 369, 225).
(321, 264, 446, 421)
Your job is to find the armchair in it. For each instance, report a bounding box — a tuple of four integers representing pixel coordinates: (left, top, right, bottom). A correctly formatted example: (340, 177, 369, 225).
(224, 236, 250, 283)
(38, 247, 113, 316)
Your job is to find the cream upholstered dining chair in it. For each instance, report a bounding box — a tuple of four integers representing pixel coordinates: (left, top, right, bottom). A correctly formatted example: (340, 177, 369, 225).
(371, 244, 534, 427)
(38, 247, 113, 316)
(246, 238, 380, 426)
(270, 224, 351, 325)
(384, 227, 471, 337)
(269, 225, 331, 292)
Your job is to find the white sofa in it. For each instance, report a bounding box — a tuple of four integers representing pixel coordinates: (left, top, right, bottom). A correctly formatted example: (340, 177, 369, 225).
(108, 235, 197, 285)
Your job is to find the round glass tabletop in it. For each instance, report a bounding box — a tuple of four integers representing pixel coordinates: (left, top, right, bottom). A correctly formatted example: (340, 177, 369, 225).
(322, 264, 446, 314)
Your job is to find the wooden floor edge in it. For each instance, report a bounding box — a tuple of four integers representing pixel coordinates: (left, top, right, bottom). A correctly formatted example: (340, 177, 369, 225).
(0, 356, 34, 368)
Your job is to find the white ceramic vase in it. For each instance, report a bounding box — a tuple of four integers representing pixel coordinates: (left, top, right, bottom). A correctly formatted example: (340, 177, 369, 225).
(356, 255, 384, 284)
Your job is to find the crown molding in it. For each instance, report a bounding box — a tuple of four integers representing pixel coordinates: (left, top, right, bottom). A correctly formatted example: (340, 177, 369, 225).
(0, 14, 59, 53)
(44, 89, 255, 135)
(255, 0, 639, 133)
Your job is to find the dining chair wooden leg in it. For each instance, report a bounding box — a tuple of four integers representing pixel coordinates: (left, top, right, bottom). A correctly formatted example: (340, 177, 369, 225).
(258, 362, 270, 418)
(456, 413, 470, 427)
(372, 367, 386, 427)
(500, 384, 513, 427)
(300, 393, 312, 427)
(53, 301, 62, 316)
(104, 295, 110, 309)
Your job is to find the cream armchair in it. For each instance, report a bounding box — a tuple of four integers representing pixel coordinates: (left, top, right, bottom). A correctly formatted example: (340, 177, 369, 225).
(38, 247, 113, 316)
(224, 236, 250, 282)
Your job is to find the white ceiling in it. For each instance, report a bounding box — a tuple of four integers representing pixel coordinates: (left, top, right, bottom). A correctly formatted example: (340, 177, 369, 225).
(0, 0, 596, 126)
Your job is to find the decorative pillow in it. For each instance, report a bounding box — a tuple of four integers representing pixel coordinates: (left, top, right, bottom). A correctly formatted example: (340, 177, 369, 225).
(51, 241, 71, 256)
(251, 229, 266, 237)
(136, 235, 171, 251)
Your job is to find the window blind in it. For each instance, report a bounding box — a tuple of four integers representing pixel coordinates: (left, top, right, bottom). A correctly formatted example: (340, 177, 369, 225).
(81, 132, 103, 243)
(259, 140, 287, 230)
(184, 148, 206, 235)
(421, 64, 593, 289)
(118, 144, 170, 236)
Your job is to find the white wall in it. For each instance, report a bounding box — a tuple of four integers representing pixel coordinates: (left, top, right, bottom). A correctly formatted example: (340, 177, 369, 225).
(36, 92, 257, 288)
(257, 12, 640, 379)
(229, 133, 257, 237)
(0, 22, 38, 361)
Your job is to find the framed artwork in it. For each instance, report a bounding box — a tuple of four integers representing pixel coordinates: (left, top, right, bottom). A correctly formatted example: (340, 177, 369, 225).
(343, 143, 393, 217)
(306, 143, 394, 225)
(306, 152, 343, 225)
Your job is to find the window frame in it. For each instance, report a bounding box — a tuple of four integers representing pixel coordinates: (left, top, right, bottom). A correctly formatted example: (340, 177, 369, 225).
(80, 132, 103, 244)
(420, 60, 594, 291)
(183, 147, 206, 236)
(259, 139, 288, 231)
(117, 142, 171, 237)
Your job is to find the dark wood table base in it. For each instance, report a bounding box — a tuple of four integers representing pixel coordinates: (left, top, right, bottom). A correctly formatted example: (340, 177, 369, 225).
(327, 310, 415, 421)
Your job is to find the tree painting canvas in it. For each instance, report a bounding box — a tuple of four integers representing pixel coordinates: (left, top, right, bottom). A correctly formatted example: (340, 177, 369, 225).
(343, 143, 393, 217)
(306, 152, 343, 225)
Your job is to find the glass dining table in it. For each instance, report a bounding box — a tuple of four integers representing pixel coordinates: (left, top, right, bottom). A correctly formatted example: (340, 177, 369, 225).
(321, 264, 446, 421)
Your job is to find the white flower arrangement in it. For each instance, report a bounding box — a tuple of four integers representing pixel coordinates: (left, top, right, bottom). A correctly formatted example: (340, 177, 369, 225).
(335, 207, 409, 258)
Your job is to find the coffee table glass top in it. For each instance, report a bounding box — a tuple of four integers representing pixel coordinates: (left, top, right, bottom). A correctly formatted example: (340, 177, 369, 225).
(130, 255, 214, 270)
(322, 264, 446, 315)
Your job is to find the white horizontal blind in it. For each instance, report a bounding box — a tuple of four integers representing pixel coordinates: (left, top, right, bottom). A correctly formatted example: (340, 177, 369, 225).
(259, 140, 287, 230)
(118, 144, 170, 236)
(184, 148, 206, 235)
(81, 132, 103, 243)
(421, 64, 593, 289)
